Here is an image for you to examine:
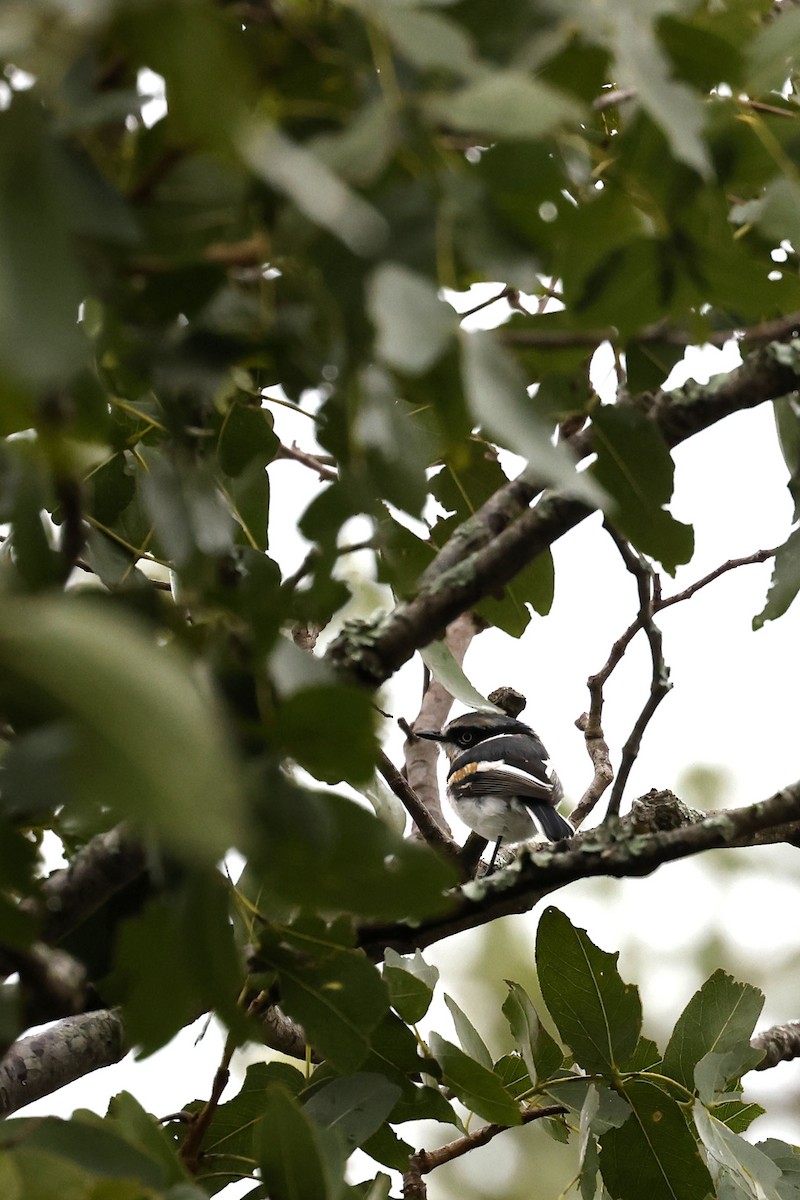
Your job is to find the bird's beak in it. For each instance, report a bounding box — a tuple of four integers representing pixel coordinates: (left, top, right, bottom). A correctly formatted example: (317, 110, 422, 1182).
(415, 729, 446, 742)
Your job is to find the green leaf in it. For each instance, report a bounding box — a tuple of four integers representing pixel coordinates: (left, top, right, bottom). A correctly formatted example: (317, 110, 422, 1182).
(184, 1062, 304, 1195)
(368, 263, 457, 375)
(694, 1047, 764, 1105)
(241, 122, 387, 256)
(624, 339, 686, 394)
(218, 401, 278, 477)
(252, 772, 456, 920)
(115, 1, 255, 149)
(424, 71, 582, 139)
(273, 684, 379, 786)
(254, 1086, 338, 1200)
(502, 980, 563, 1085)
(600, 1082, 713, 1200)
(755, 177, 800, 253)
(419, 641, 502, 713)
(461, 331, 604, 506)
(257, 923, 389, 1072)
(753, 526, 800, 629)
(694, 1101, 784, 1200)
(536, 907, 642, 1075)
(773, 396, 800, 521)
(360, 1124, 415, 1172)
(141, 453, 234, 568)
(661, 970, 765, 1092)
(493, 1054, 532, 1101)
(0, 96, 85, 384)
(613, 16, 710, 176)
(444, 994, 493, 1069)
(428, 1034, 522, 1127)
(383, 949, 438, 1024)
(0, 1115, 168, 1188)
(714, 1100, 766, 1135)
(303, 1074, 402, 1151)
(105, 871, 246, 1055)
(0, 597, 243, 862)
(747, 5, 800, 93)
(377, 6, 478, 76)
(591, 403, 694, 574)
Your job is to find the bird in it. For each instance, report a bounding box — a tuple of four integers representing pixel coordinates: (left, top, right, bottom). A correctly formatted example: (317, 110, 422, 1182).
(417, 710, 573, 873)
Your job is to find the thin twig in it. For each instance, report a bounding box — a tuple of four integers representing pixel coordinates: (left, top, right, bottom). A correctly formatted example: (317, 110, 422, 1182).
(274, 442, 337, 481)
(456, 285, 514, 320)
(377, 750, 463, 868)
(573, 545, 778, 826)
(603, 527, 671, 820)
(403, 1105, 568, 1197)
(657, 547, 777, 610)
(180, 1036, 236, 1173)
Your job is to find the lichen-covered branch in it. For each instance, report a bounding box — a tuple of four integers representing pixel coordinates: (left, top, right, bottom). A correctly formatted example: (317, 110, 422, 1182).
(752, 1021, 800, 1070)
(329, 342, 800, 687)
(359, 779, 800, 956)
(0, 1009, 127, 1116)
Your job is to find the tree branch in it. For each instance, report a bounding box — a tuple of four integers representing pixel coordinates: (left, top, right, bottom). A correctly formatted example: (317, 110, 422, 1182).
(603, 529, 671, 820)
(358, 779, 800, 957)
(29, 824, 147, 947)
(328, 343, 800, 687)
(572, 545, 777, 827)
(752, 1021, 800, 1070)
(501, 310, 800, 351)
(377, 750, 462, 867)
(403, 1105, 568, 1198)
(0, 1009, 127, 1116)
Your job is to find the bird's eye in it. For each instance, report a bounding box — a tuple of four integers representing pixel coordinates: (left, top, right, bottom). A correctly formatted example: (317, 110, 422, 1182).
(457, 731, 475, 746)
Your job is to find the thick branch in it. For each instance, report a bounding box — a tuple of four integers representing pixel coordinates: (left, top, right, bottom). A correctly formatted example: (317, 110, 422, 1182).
(328, 344, 800, 686)
(405, 612, 483, 840)
(377, 751, 462, 866)
(358, 779, 800, 956)
(752, 1021, 800, 1070)
(0, 1008, 127, 1116)
(31, 825, 147, 947)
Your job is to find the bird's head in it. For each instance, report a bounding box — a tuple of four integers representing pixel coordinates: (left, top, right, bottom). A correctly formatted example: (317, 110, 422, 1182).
(416, 710, 535, 761)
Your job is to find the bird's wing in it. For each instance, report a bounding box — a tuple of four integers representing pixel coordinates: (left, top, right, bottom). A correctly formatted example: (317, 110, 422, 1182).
(447, 734, 560, 804)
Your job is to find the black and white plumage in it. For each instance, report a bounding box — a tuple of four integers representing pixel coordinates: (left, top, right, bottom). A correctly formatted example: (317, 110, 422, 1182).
(417, 711, 573, 872)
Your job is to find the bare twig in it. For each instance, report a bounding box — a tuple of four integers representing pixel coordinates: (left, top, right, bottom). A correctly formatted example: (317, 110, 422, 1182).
(274, 442, 337, 481)
(571, 713, 613, 827)
(602, 528, 671, 820)
(403, 1105, 568, 1197)
(573, 546, 778, 826)
(377, 750, 462, 867)
(657, 547, 777, 611)
(180, 1037, 236, 1172)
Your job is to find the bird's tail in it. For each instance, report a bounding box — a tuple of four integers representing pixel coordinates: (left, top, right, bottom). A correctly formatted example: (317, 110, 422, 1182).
(528, 803, 574, 841)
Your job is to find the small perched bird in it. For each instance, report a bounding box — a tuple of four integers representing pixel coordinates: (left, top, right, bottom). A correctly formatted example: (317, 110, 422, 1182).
(417, 710, 573, 873)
